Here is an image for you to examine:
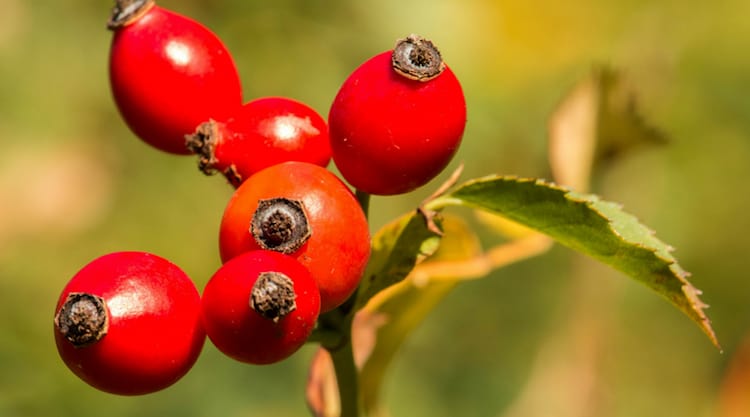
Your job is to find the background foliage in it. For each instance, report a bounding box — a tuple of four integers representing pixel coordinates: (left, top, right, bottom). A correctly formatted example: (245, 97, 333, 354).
(1, 0, 749, 416)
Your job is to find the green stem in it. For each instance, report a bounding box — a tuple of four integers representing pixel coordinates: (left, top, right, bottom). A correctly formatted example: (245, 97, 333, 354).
(306, 327, 341, 347)
(315, 296, 362, 416)
(328, 337, 361, 417)
(313, 189, 367, 417)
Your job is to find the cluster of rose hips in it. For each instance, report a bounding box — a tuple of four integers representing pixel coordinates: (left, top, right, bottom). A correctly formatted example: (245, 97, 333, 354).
(53, 0, 466, 396)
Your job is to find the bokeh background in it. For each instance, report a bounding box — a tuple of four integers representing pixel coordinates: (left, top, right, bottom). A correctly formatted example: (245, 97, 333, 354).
(1, 0, 749, 416)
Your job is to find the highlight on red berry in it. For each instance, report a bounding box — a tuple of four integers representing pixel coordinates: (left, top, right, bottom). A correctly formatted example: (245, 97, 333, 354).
(108, 0, 243, 154)
(201, 250, 321, 365)
(219, 161, 371, 312)
(53, 251, 205, 396)
(186, 97, 331, 187)
(328, 34, 467, 195)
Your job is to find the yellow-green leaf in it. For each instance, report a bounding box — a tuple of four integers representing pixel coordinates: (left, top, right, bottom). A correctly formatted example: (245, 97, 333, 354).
(357, 215, 481, 416)
(353, 209, 442, 311)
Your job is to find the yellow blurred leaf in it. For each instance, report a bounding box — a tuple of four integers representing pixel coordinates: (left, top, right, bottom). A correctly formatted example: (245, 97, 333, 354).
(410, 233, 552, 284)
(548, 67, 668, 192)
(548, 71, 599, 192)
(356, 215, 481, 416)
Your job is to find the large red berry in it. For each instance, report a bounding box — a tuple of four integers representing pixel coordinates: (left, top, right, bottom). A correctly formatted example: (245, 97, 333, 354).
(219, 161, 370, 312)
(186, 96, 331, 187)
(53, 251, 205, 395)
(108, 0, 243, 154)
(201, 250, 320, 365)
(328, 35, 467, 195)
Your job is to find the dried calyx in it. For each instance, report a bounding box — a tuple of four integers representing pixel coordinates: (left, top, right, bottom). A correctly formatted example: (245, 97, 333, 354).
(251, 198, 311, 254)
(250, 272, 297, 322)
(54, 293, 109, 348)
(107, 0, 155, 30)
(186, 121, 220, 174)
(185, 122, 245, 187)
(391, 34, 446, 81)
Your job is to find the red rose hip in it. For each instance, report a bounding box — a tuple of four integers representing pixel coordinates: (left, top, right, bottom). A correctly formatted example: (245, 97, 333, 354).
(328, 34, 467, 195)
(219, 162, 370, 312)
(53, 251, 205, 395)
(108, 0, 243, 154)
(186, 96, 331, 187)
(201, 250, 321, 365)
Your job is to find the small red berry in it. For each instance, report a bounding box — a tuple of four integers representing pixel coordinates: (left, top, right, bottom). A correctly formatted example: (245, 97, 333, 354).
(53, 251, 205, 395)
(108, 0, 243, 154)
(186, 97, 331, 187)
(201, 250, 321, 365)
(328, 34, 467, 195)
(219, 161, 370, 312)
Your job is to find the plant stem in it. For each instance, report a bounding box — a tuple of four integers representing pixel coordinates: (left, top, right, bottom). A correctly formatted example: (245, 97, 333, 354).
(318, 189, 367, 417)
(327, 329, 361, 417)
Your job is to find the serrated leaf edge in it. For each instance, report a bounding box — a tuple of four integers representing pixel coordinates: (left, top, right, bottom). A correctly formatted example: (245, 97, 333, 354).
(565, 185, 719, 349)
(430, 175, 719, 348)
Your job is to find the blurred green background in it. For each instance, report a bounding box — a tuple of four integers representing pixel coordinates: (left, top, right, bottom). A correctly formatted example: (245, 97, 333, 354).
(1, 0, 749, 416)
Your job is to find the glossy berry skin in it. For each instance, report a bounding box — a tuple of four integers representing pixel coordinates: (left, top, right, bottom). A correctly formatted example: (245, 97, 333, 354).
(219, 161, 370, 312)
(109, 2, 242, 154)
(187, 97, 331, 187)
(328, 47, 466, 195)
(201, 250, 321, 365)
(53, 251, 205, 395)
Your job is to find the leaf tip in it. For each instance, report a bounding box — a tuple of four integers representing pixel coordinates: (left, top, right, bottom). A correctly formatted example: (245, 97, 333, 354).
(679, 278, 721, 350)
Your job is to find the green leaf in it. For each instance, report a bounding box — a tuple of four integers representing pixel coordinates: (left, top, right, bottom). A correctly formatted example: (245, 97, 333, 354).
(353, 209, 443, 311)
(429, 176, 719, 348)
